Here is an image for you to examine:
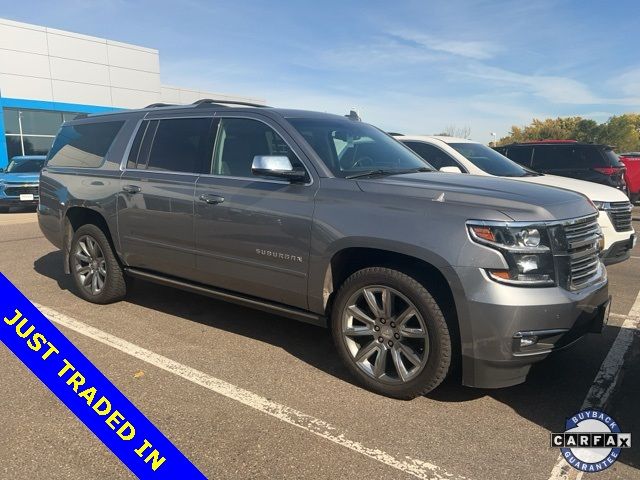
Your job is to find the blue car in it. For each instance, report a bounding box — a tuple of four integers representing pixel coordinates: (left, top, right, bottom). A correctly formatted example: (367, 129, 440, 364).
(0, 155, 47, 212)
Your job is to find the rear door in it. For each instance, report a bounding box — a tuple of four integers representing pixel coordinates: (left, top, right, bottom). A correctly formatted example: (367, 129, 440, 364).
(117, 116, 215, 279)
(192, 114, 317, 309)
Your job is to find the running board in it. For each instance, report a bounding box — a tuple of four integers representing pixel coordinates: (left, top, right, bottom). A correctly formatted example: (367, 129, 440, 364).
(125, 268, 327, 328)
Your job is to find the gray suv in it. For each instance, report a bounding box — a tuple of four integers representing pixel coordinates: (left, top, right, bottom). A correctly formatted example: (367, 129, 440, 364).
(38, 100, 610, 399)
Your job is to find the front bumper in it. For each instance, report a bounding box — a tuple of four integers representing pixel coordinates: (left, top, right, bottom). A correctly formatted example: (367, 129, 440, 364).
(453, 266, 609, 389)
(601, 234, 636, 265)
(0, 196, 39, 207)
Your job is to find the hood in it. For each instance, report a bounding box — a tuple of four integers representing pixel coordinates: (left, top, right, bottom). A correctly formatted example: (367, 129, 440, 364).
(514, 174, 629, 202)
(356, 172, 597, 222)
(0, 172, 40, 183)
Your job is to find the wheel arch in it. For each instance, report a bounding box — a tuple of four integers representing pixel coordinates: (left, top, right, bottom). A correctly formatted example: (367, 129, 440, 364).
(63, 206, 120, 274)
(315, 243, 466, 378)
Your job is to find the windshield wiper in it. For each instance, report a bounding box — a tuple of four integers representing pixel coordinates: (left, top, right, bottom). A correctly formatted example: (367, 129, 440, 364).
(345, 167, 432, 179)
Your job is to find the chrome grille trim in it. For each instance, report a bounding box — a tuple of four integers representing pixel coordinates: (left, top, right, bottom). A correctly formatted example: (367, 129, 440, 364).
(564, 215, 602, 289)
(604, 201, 633, 232)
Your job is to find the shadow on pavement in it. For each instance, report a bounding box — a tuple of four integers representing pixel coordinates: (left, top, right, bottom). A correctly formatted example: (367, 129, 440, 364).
(33, 250, 639, 472)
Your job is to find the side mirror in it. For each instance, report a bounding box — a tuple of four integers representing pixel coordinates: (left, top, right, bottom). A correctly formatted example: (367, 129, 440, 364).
(251, 155, 307, 182)
(439, 166, 462, 173)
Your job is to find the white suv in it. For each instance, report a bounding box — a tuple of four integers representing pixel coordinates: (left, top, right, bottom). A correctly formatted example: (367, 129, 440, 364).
(397, 135, 636, 265)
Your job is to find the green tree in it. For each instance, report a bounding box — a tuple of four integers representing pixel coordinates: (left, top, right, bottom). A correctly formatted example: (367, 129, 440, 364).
(498, 114, 640, 152)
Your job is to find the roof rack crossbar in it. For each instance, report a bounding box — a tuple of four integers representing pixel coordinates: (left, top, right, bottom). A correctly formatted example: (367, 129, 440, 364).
(192, 98, 269, 108)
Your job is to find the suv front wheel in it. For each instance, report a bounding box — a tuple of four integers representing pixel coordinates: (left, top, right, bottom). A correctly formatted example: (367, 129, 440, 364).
(332, 267, 452, 399)
(70, 224, 127, 304)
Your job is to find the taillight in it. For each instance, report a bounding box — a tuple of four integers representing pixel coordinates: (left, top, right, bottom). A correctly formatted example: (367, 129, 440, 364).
(593, 166, 625, 175)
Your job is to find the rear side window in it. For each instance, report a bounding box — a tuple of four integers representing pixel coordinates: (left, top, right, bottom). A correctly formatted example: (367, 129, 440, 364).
(532, 145, 610, 169)
(47, 121, 124, 168)
(505, 146, 533, 167)
(402, 141, 459, 170)
(145, 118, 214, 174)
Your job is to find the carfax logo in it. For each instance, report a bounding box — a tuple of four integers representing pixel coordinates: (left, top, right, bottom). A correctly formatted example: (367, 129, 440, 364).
(551, 410, 631, 472)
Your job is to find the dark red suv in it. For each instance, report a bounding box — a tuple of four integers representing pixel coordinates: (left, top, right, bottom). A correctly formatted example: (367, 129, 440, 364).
(618, 153, 640, 203)
(494, 141, 628, 196)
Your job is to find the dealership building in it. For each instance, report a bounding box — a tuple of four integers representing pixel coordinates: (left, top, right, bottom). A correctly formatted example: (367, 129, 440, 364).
(0, 17, 263, 168)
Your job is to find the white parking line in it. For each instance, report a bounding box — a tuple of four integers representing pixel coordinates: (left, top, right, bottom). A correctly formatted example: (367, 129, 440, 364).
(33, 303, 466, 480)
(548, 289, 640, 480)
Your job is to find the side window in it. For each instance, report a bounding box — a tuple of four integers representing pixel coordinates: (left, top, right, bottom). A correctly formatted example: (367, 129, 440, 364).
(47, 121, 124, 168)
(505, 146, 533, 167)
(532, 146, 570, 170)
(126, 121, 149, 169)
(212, 118, 305, 178)
(403, 141, 460, 170)
(146, 117, 214, 174)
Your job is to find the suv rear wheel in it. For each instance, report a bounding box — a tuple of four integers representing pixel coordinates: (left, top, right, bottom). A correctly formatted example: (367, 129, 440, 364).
(70, 224, 126, 304)
(331, 267, 452, 399)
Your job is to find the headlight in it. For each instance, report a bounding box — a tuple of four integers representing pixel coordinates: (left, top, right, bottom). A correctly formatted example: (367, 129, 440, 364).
(592, 201, 608, 210)
(467, 222, 556, 286)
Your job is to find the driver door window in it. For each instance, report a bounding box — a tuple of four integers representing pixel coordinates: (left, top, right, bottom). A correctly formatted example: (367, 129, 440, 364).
(211, 118, 304, 178)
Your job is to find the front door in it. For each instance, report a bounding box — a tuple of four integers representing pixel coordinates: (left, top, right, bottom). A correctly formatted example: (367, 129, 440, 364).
(193, 115, 317, 309)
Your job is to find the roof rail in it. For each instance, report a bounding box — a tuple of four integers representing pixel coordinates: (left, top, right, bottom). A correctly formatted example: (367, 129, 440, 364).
(145, 102, 176, 108)
(388, 132, 404, 136)
(192, 98, 268, 108)
(73, 113, 89, 120)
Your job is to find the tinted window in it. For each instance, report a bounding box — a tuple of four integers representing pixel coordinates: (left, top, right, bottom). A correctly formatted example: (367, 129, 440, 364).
(126, 121, 149, 169)
(48, 121, 124, 168)
(403, 141, 460, 170)
(288, 118, 429, 177)
(23, 136, 54, 155)
(505, 146, 533, 167)
(212, 118, 305, 178)
(20, 110, 65, 135)
(532, 145, 609, 170)
(6, 158, 46, 173)
(448, 143, 534, 177)
(3, 109, 19, 134)
(146, 118, 214, 174)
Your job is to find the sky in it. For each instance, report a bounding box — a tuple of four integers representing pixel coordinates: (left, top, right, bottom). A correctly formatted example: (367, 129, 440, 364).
(2, 0, 640, 142)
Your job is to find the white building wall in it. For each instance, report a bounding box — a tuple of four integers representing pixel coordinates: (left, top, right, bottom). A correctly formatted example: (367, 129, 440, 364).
(0, 18, 263, 108)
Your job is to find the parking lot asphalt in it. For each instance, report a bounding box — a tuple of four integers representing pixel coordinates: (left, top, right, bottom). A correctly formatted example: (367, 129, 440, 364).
(0, 209, 638, 480)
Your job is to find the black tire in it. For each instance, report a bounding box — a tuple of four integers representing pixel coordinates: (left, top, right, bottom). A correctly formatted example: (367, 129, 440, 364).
(331, 267, 452, 399)
(69, 224, 126, 304)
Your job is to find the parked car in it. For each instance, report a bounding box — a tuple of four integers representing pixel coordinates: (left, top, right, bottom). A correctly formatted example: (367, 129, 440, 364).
(0, 155, 46, 213)
(618, 152, 640, 204)
(397, 135, 636, 265)
(494, 140, 628, 195)
(38, 100, 610, 399)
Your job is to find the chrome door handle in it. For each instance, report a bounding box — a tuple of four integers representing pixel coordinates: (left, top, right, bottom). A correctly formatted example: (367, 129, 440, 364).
(122, 184, 141, 194)
(199, 193, 225, 205)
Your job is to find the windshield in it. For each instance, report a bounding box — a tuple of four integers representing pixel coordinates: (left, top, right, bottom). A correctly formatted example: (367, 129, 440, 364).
(448, 143, 537, 177)
(5, 158, 46, 173)
(287, 117, 433, 177)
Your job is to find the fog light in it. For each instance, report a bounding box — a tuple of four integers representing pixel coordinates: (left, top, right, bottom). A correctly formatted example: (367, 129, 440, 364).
(520, 336, 538, 347)
(517, 255, 539, 273)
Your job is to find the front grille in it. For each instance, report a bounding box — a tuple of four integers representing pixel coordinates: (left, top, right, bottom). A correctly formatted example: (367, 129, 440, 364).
(564, 215, 601, 289)
(3, 185, 39, 197)
(605, 201, 633, 232)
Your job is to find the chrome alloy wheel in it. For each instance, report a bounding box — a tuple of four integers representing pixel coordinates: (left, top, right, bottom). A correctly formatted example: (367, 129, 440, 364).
(73, 235, 107, 296)
(341, 285, 430, 384)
